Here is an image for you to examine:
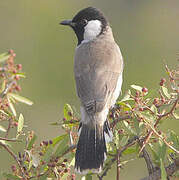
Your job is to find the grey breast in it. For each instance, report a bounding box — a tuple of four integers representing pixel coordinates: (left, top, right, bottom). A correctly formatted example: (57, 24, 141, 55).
(74, 32, 123, 114)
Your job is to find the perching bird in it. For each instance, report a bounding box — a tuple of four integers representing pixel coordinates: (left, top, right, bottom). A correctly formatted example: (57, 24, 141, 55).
(60, 7, 124, 174)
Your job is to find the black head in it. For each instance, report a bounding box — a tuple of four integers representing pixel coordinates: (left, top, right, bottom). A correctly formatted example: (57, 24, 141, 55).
(60, 7, 108, 45)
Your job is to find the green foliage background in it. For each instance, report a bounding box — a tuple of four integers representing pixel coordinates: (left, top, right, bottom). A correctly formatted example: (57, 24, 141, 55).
(0, 0, 179, 179)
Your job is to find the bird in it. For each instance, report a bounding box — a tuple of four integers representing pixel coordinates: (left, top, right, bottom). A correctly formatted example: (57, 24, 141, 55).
(60, 7, 124, 174)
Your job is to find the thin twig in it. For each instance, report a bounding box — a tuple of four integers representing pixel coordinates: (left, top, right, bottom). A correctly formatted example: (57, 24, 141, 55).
(97, 137, 138, 180)
(0, 81, 14, 98)
(0, 137, 21, 142)
(110, 115, 131, 128)
(0, 141, 27, 179)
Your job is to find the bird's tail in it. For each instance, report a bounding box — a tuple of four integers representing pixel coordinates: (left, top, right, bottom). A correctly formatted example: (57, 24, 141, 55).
(75, 120, 112, 174)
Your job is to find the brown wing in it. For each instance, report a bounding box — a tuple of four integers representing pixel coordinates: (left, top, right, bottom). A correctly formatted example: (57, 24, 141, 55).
(74, 37, 123, 114)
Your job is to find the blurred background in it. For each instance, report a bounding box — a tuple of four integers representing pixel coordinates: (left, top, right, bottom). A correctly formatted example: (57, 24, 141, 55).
(0, 0, 179, 179)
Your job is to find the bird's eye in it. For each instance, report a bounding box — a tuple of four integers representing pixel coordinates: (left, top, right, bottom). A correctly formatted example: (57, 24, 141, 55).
(80, 19, 88, 26)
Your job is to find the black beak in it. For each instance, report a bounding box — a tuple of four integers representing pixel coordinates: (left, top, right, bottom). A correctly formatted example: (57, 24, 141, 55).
(60, 20, 75, 27)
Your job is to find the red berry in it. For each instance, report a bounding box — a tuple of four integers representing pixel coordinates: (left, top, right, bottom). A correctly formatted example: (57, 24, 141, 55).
(14, 122, 18, 127)
(12, 69, 17, 74)
(136, 91, 140, 96)
(139, 107, 144, 111)
(14, 75, 20, 80)
(63, 118, 66, 121)
(9, 49, 14, 54)
(11, 165, 16, 172)
(118, 129, 124, 134)
(17, 64, 22, 70)
(15, 85, 21, 91)
(135, 97, 139, 103)
(153, 98, 159, 104)
(161, 78, 166, 84)
(160, 81, 164, 86)
(142, 87, 148, 93)
(63, 159, 68, 162)
(12, 53, 16, 57)
(72, 174, 76, 179)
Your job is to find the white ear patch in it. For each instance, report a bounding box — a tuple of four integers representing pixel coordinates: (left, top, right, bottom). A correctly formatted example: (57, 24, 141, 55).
(83, 20, 102, 41)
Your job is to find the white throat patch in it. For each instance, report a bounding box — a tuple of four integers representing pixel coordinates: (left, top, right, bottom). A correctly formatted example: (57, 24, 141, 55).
(83, 20, 102, 42)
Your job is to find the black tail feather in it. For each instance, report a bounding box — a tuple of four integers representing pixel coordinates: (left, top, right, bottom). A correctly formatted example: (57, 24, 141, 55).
(75, 123, 106, 173)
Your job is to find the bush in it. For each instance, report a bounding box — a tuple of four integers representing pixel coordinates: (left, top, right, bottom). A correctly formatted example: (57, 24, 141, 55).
(0, 50, 179, 180)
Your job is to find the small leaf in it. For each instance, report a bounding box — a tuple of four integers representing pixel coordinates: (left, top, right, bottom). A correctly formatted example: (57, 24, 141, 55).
(0, 80, 6, 93)
(0, 52, 10, 63)
(173, 112, 179, 120)
(16, 114, 24, 138)
(8, 93, 33, 105)
(123, 147, 137, 155)
(131, 84, 142, 92)
(32, 153, 40, 167)
(158, 140, 167, 161)
(160, 158, 167, 180)
(55, 135, 69, 156)
(123, 121, 136, 135)
(64, 104, 73, 121)
(117, 101, 132, 111)
(150, 104, 158, 114)
(0, 125, 7, 132)
(27, 134, 37, 150)
(52, 134, 68, 147)
(2, 173, 20, 180)
(120, 90, 132, 102)
(7, 97, 17, 116)
(161, 86, 171, 99)
(120, 136, 129, 146)
(41, 145, 53, 164)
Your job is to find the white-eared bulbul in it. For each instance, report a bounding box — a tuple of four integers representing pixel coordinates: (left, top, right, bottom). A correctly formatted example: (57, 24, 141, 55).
(60, 7, 124, 174)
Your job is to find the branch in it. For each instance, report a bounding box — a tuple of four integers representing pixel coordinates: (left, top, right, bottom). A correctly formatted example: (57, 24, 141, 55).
(139, 93, 179, 153)
(97, 137, 138, 180)
(0, 81, 14, 98)
(0, 141, 27, 179)
(138, 139, 155, 176)
(0, 137, 21, 142)
(141, 158, 179, 180)
(110, 115, 131, 128)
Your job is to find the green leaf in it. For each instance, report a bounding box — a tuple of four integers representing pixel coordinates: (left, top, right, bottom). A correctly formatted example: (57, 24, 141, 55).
(173, 112, 179, 120)
(0, 52, 10, 63)
(7, 96, 17, 116)
(161, 86, 171, 99)
(131, 84, 142, 92)
(123, 146, 137, 155)
(81, 174, 92, 180)
(42, 145, 53, 162)
(8, 93, 33, 105)
(168, 130, 179, 150)
(2, 173, 21, 180)
(120, 90, 132, 102)
(117, 101, 132, 111)
(158, 140, 167, 161)
(123, 121, 136, 135)
(160, 158, 167, 180)
(120, 136, 129, 146)
(0, 80, 6, 93)
(63, 103, 73, 121)
(54, 134, 69, 157)
(52, 134, 68, 147)
(27, 134, 37, 150)
(16, 114, 24, 138)
(150, 104, 158, 114)
(0, 125, 7, 132)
